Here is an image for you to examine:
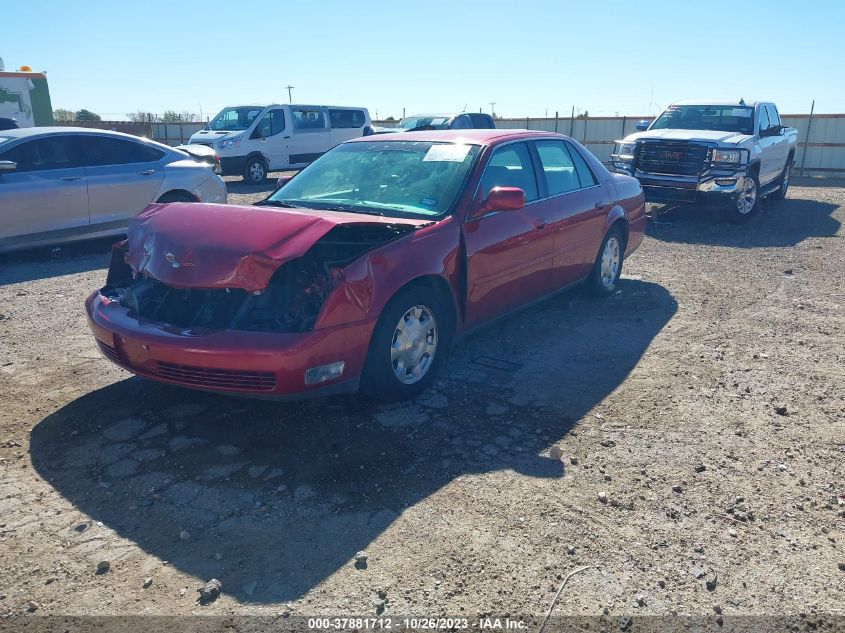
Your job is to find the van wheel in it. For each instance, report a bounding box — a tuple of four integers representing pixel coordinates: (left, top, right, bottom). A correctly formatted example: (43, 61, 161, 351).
(243, 157, 267, 184)
(362, 286, 453, 402)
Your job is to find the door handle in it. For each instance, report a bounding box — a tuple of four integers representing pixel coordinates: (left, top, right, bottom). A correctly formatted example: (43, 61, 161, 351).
(594, 201, 604, 209)
(533, 219, 548, 230)
(60, 175, 82, 181)
(283, 136, 291, 139)
(137, 169, 156, 176)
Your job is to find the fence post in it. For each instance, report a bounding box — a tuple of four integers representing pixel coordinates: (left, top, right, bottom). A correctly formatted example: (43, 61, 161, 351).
(569, 106, 575, 137)
(179, 123, 184, 144)
(621, 116, 627, 138)
(583, 112, 588, 144)
(800, 99, 815, 176)
(554, 111, 559, 133)
(525, 116, 529, 129)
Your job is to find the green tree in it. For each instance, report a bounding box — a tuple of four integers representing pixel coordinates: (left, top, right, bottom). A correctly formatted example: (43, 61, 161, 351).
(160, 110, 181, 122)
(75, 109, 101, 121)
(53, 108, 75, 122)
(127, 111, 155, 123)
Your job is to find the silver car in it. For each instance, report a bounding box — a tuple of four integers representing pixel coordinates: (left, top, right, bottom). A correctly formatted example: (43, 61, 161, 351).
(0, 127, 227, 253)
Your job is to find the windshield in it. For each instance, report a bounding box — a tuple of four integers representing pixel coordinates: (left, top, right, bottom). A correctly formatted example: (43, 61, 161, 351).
(208, 106, 263, 132)
(396, 116, 451, 130)
(267, 140, 481, 219)
(650, 105, 754, 134)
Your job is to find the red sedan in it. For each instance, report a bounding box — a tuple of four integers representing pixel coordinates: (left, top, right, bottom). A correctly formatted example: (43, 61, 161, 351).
(86, 130, 646, 400)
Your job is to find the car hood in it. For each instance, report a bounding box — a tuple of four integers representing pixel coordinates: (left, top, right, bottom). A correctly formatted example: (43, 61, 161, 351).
(126, 202, 428, 292)
(623, 129, 752, 145)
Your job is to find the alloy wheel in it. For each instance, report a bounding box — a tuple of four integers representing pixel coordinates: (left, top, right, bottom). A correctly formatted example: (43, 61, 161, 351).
(737, 177, 757, 215)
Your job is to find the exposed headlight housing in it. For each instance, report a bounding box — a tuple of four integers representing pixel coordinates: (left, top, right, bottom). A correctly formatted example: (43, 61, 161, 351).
(218, 136, 241, 150)
(712, 149, 741, 164)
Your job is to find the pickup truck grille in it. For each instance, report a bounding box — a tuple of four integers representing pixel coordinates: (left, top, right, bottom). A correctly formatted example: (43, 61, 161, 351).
(635, 141, 710, 176)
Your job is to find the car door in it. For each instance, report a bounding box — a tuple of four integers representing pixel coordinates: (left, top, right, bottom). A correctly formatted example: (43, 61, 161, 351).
(463, 142, 556, 328)
(79, 135, 166, 230)
(766, 105, 790, 176)
(531, 139, 611, 286)
(249, 107, 289, 170)
(290, 107, 330, 167)
(755, 106, 779, 184)
(0, 134, 89, 249)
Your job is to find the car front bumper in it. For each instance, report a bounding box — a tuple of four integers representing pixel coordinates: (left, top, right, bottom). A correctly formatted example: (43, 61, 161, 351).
(85, 291, 376, 399)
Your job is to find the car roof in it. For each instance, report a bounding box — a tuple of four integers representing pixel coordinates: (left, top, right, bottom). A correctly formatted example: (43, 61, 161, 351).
(347, 129, 565, 145)
(0, 127, 176, 152)
(670, 100, 764, 108)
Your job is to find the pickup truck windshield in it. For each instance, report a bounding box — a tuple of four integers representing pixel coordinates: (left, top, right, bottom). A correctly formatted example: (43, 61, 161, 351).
(651, 105, 754, 135)
(208, 107, 263, 132)
(397, 116, 451, 130)
(267, 141, 481, 219)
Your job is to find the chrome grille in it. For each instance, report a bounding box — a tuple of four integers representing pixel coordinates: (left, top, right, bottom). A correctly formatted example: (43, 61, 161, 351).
(635, 141, 710, 176)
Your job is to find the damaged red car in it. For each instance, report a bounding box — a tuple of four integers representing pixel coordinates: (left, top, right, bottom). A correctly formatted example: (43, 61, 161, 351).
(86, 130, 646, 400)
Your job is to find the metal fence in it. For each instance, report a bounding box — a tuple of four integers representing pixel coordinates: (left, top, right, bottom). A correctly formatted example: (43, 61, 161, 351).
(374, 113, 845, 175)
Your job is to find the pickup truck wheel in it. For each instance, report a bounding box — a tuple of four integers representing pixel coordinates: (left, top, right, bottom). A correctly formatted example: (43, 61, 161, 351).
(770, 160, 793, 200)
(587, 227, 624, 296)
(362, 286, 452, 401)
(242, 156, 267, 184)
(726, 174, 759, 223)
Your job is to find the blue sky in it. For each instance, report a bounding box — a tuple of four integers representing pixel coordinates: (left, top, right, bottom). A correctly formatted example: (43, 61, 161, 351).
(5, 0, 844, 120)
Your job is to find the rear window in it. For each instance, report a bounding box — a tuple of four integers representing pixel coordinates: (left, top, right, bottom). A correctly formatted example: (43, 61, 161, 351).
(329, 109, 366, 129)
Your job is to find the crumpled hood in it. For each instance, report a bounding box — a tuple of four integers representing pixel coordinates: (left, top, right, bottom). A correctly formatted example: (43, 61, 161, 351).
(623, 129, 751, 145)
(126, 202, 426, 292)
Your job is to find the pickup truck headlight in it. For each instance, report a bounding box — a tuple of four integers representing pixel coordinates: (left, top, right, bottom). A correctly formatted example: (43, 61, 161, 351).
(712, 149, 741, 164)
(615, 142, 636, 160)
(218, 136, 241, 150)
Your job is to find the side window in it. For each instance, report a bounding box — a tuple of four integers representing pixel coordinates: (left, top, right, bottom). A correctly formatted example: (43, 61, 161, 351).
(292, 108, 327, 132)
(329, 109, 365, 129)
(757, 107, 770, 134)
(479, 143, 538, 202)
(0, 136, 80, 172)
(766, 105, 781, 128)
(450, 115, 472, 129)
(469, 113, 494, 129)
(566, 142, 598, 187)
(80, 137, 164, 166)
(255, 109, 286, 137)
(535, 141, 580, 195)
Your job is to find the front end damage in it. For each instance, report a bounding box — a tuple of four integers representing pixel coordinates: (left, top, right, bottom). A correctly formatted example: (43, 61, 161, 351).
(86, 202, 424, 397)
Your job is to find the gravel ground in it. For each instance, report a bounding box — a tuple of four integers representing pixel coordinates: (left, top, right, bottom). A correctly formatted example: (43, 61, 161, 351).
(0, 177, 843, 626)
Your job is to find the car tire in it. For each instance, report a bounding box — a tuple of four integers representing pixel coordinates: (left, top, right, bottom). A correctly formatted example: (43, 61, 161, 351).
(725, 172, 759, 223)
(587, 227, 625, 296)
(243, 156, 267, 184)
(157, 191, 196, 203)
(361, 285, 453, 402)
(770, 158, 793, 200)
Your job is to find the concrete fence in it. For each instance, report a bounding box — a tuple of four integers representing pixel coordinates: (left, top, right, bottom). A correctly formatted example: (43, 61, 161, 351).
(375, 114, 845, 175)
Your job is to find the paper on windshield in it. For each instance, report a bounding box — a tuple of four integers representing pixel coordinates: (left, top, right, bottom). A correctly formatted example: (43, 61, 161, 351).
(731, 109, 752, 117)
(422, 144, 471, 162)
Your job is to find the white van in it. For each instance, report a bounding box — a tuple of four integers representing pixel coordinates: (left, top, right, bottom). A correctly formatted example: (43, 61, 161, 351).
(188, 104, 373, 183)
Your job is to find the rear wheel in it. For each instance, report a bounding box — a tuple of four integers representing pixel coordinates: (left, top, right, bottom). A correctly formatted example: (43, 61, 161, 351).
(362, 285, 453, 401)
(587, 227, 624, 296)
(243, 156, 267, 184)
(725, 173, 759, 223)
(770, 158, 793, 200)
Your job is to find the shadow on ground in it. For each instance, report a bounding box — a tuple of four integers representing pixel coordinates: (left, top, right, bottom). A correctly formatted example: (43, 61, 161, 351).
(31, 280, 676, 603)
(646, 195, 840, 248)
(0, 237, 116, 286)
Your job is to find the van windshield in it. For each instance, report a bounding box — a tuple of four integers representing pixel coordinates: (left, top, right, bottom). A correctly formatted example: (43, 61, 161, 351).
(208, 107, 263, 132)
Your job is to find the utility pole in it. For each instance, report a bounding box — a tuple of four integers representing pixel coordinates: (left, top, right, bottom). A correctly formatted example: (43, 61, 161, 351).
(489, 101, 496, 117)
(285, 85, 295, 103)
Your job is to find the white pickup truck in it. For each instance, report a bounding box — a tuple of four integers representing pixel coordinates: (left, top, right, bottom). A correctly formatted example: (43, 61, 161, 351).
(611, 101, 798, 222)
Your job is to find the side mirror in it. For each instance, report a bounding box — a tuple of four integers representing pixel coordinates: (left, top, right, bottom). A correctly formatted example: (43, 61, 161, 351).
(0, 160, 17, 173)
(635, 120, 650, 131)
(483, 186, 525, 213)
(276, 172, 297, 189)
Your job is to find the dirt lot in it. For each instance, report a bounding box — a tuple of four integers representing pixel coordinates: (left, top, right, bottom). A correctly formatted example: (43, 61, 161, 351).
(0, 177, 843, 626)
